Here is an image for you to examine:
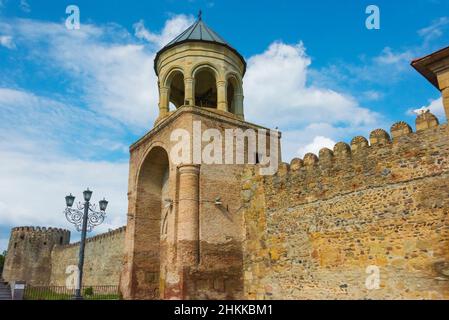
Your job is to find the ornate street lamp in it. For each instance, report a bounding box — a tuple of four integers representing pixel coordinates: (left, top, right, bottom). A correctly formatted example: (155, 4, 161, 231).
(64, 188, 108, 300)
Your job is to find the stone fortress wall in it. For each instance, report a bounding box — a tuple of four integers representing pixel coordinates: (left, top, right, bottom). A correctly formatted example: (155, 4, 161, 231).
(50, 226, 126, 286)
(241, 112, 449, 299)
(2, 227, 70, 285)
(2, 226, 125, 287)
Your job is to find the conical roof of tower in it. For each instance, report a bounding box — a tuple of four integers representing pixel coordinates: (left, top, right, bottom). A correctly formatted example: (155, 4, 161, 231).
(154, 14, 246, 75)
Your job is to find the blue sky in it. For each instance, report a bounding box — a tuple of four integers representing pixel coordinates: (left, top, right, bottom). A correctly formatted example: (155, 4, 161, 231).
(0, 0, 448, 251)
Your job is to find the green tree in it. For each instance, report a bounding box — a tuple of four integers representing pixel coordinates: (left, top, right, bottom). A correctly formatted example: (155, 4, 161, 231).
(0, 250, 6, 275)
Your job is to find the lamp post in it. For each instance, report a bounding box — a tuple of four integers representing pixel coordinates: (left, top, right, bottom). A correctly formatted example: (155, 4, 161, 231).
(64, 188, 108, 300)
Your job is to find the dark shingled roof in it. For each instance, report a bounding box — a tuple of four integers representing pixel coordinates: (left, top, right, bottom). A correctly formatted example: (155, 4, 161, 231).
(154, 16, 246, 75)
(165, 18, 229, 47)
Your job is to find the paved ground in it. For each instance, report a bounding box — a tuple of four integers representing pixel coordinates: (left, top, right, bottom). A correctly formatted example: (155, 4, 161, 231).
(0, 279, 11, 300)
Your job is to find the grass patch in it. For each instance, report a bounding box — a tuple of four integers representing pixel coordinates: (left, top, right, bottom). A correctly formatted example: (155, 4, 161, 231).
(24, 286, 120, 300)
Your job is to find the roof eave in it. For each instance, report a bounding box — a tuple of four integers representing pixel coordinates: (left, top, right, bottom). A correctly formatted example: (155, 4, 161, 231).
(154, 40, 247, 77)
(411, 45, 449, 90)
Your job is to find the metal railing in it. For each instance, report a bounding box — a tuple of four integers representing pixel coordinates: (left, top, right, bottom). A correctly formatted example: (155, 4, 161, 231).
(24, 285, 120, 300)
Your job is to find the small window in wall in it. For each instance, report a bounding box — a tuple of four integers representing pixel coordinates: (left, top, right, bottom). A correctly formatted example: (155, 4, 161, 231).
(59, 236, 63, 245)
(14, 242, 17, 249)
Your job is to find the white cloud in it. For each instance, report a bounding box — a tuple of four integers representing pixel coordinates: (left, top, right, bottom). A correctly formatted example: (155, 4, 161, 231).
(245, 42, 381, 128)
(312, 17, 449, 91)
(0, 149, 128, 234)
(0, 35, 15, 49)
(0, 88, 127, 157)
(374, 47, 414, 66)
(0, 87, 129, 235)
(408, 97, 445, 120)
(19, 0, 30, 13)
(373, 17, 449, 70)
(244, 41, 384, 160)
(362, 90, 383, 101)
(418, 17, 449, 43)
(134, 14, 194, 48)
(3, 15, 193, 129)
(297, 136, 336, 158)
(11, 20, 156, 128)
(427, 97, 445, 118)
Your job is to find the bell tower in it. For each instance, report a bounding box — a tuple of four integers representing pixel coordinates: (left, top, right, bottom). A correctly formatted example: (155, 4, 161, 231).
(154, 12, 246, 123)
(120, 13, 280, 300)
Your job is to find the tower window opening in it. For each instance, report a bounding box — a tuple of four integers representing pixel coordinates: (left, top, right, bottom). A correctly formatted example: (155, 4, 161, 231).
(60, 236, 63, 245)
(195, 69, 217, 108)
(168, 71, 185, 109)
(227, 77, 237, 114)
(255, 152, 261, 164)
(14, 242, 17, 249)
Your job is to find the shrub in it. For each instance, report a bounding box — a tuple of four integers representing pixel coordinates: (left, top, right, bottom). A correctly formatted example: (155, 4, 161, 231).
(84, 287, 94, 297)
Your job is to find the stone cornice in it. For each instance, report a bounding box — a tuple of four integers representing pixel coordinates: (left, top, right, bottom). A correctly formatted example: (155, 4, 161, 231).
(130, 106, 279, 151)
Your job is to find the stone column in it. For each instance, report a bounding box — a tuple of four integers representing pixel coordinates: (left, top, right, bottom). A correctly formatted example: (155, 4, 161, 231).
(184, 77, 194, 106)
(217, 80, 227, 111)
(443, 88, 449, 121)
(235, 93, 244, 119)
(177, 164, 200, 267)
(437, 71, 449, 121)
(159, 86, 170, 117)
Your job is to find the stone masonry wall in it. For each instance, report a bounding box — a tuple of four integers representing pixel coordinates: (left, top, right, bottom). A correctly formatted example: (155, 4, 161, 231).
(50, 227, 125, 286)
(2, 227, 70, 285)
(242, 113, 449, 299)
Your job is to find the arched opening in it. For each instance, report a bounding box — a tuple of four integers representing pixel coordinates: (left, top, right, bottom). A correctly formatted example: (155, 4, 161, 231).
(134, 146, 170, 299)
(195, 68, 217, 108)
(167, 71, 185, 109)
(227, 77, 238, 114)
